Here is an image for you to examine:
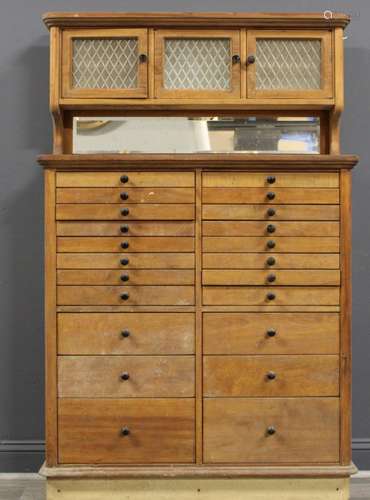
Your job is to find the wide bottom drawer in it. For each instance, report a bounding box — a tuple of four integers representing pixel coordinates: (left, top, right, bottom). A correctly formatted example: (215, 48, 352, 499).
(203, 398, 339, 464)
(59, 398, 195, 464)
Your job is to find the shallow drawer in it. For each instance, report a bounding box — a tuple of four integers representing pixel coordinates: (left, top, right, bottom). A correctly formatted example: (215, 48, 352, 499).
(203, 172, 339, 188)
(203, 270, 340, 286)
(58, 285, 194, 306)
(57, 221, 195, 237)
(58, 356, 195, 398)
(203, 355, 339, 397)
(57, 237, 194, 253)
(203, 287, 339, 306)
(58, 312, 195, 355)
(203, 312, 339, 355)
(58, 269, 194, 286)
(59, 398, 195, 464)
(203, 398, 339, 463)
(202, 205, 339, 220)
(57, 187, 195, 204)
(57, 253, 195, 269)
(56, 204, 195, 221)
(56, 171, 195, 188)
(203, 221, 339, 237)
(203, 187, 339, 204)
(202, 253, 339, 270)
(202, 237, 339, 253)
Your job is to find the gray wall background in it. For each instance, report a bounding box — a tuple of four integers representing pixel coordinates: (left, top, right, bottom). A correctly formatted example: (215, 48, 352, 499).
(0, 0, 369, 472)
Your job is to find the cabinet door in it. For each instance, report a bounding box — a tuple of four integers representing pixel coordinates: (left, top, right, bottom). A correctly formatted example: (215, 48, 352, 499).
(155, 30, 241, 98)
(246, 30, 332, 99)
(62, 29, 148, 98)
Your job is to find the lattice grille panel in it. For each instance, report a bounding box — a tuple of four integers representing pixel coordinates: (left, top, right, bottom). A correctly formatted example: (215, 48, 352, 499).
(164, 38, 231, 90)
(256, 39, 321, 90)
(72, 38, 138, 89)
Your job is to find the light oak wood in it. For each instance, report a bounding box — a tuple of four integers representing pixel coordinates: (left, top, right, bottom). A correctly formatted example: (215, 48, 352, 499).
(58, 398, 195, 464)
(57, 269, 194, 285)
(203, 205, 339, 221)
(56, 171, 195, 187)
(58, 355, 195, 397)
(203, 188, 339, 204)
(57, 221, 195, 236)
(203, 221, 339, 237)
(57, 236, 194, 252)
(203, 172, 339, 187)
(56, 204, 195, 220)
(57, 187, 195, 203)
(203, 253, 339, 269)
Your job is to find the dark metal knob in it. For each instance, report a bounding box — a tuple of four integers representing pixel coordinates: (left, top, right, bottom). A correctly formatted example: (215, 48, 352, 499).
(247, 54, 256, 64)
(120, 175, 129, 183)
(267, 240, 276, 249)
(120, 258, 129, 266)
(267, 292, 276, 301)
(120, 372, 130, 380)
(266, 191, 275, 200)
(121, 241, 129, 249)
(267, 208, 276, 217)
(267, 274, 276, 283)
(121, 208, 130, 216)
(120, 225, 129, 233)
(139, 53, 148, 63)
(267, 426, 276, 436)
(121, 427, 130, 436)
(232, 54, 241, 64)
(266, 329, 277, 338)
(266, 256, 276, 266)
(267, 176, 276, 184)
(120, 292, 129, 301)
(267, 371, 277, 380)
(120, 192, 129, 200)
(121, 274, 129, 282)
(121, 330, 130, 338)
(267, 224, 276, 234)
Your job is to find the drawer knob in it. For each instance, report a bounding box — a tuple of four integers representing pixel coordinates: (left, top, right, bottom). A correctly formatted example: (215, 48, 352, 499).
(266, 240, 276, 249)
(120, 192, 129, 201)
(267, 176, 276, 184)
(121, 208, 130, 216)
(267, 371, 277, 380)
(267, 208, 276, 217)
(120, 175, 129, 183)
(120, 225, 129, 233)
(267, 292, 276, 301)
(266, 329, 277, 338)
(139, 53, 148, 63)
(266, 191, 275, 200)
(120, 292, 130, 301)
(121, 241, 129, 249)
(267, 224, 276, 234)
(267, 426, 276, 436)
(232, 54, 241, 64)
(120, 258, 129, 266)
(121, 330, 130, 338)
(121, 427, 130, 436)
(121, 274, 129, 282)
(120, 372, 130, 380)
(267, 274, 276, 283)
(266, 257, 276, 266)
(247, 54, 256, 65)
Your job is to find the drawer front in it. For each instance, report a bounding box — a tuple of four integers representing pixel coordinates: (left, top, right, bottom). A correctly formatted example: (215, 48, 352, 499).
(203, 313, 339, 355)
(57, 237, 194, 253)
(203, 398, 339, 463)
(56, 204, 195, 221)
(203, 237, 339, 253)
(203, 287, 339, 306)
(56, 172, 195, 188)
(58, 313, 195, 355)
(203, 355, 339, 397)
(57, 187, 195, 204)
(203, 204, 339, 220)
(58, 269, 195, 286)
(59, 398, 195, 464)
(203, 270, 340, 286)
(57, 253, 195, 269)
(58, 285, 194, 306)
(203, 221, 339, 237)
(57, 221, 195, 237)
(58, 356, 195, 397)
(203, 172, 339, 188)
(203, 253, 339, 270)
(203, 187, 339, 204)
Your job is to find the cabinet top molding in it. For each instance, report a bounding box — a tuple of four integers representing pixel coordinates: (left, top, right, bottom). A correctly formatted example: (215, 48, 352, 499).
(42, 11, 350, 29)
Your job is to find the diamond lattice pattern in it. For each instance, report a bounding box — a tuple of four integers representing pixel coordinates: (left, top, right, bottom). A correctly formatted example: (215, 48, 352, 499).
(164, 38, 231, 90)
(256, 39, 321, 90)
(72, 38, 138, 89)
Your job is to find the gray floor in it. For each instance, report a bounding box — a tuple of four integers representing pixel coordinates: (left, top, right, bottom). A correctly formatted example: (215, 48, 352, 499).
(0, 476, 369, 499)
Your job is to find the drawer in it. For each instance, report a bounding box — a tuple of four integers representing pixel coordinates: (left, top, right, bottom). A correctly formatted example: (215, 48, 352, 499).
(59, 398, 195, 464)
(58, 356, 195, 397)
(56, 171, 195, 188)
(203, 221, 339, 237)
(203, 253, 340, 270)
(203, 287, 340, 306)
(58, 269, 194, 285)
(56, 204, 195, 220)
(203, 355, 339, 397)
(203, 398, 339, 463)
(58, 285, 194, 306)
(57, 221, 195, 237)
(57, 237, 194, 253)
(203, 312, 339, 355)
(203, 205, 340, 220)
(58, 312, 195, 355)
(203, 172, 339, 188)
(203, 187, 339, 204)
(203, 270, 340, 286)
(202, 237, 339, 253)
(57, 253, 195, 269)
(57, 187, 195, 204)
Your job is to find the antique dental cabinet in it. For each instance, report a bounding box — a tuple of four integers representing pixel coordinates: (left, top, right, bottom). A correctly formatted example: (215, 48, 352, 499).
(39, 12, 358, 500)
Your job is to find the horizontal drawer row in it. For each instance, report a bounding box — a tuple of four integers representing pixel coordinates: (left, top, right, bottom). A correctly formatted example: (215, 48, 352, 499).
(203, 172, 339, 188)
(203, 205, 339, 220)
(58, 237, 195, 252)
(58, 312, 339, 356)
(202, 270, 340, 286)
(57, 222, 195, 236)
(57, 269, 194, 285)
(58, 397, 339, 464)
(57, 172, 195, 188)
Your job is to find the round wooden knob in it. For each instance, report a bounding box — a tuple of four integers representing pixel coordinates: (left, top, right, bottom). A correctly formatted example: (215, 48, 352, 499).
(247, 54, 256, 64)
(267, 274, 276, 283)
(266, 329, 277, 338)
(267, 208, 276, 217)
(266, 191, 275, 200)
(267, 371, 277, 380)
(121, 330, 130, 338)
(121, 208, 130, 216)
(120, 225, 129, 233)
(121, 274, 129, 282)
(120, 175, 129, 183)
(267, 292, 276, 301)
(266, 257, 276, 266)
(266, 240, 276, 249)
(120, 192, 129, 200)
(120, 372, 130, 380)
(121, 427, 130, 436)
(266, 176, 276, 184)
(120, 292, 129, 301)
(120, 258, 129, 266)
(267, 426, 276, 436)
